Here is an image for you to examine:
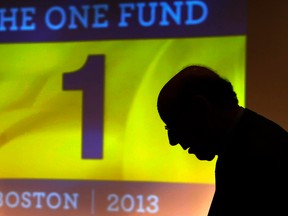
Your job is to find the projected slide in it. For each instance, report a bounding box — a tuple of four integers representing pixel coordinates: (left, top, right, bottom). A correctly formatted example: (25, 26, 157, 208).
(0, 1, 246, 215)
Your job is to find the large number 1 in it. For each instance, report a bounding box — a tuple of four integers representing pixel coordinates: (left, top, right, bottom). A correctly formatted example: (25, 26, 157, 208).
(63, 55, 104, 159)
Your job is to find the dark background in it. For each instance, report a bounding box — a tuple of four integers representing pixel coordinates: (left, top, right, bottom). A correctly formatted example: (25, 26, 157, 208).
(247, 0, 288, 130)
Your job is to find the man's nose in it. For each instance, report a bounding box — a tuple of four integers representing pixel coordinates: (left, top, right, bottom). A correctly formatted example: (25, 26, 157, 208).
(168, 130, 179, 146)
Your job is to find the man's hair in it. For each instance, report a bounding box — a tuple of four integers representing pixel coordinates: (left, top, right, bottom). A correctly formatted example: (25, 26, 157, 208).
(179, 67, 239, 107)
(158, 66, 239, 115)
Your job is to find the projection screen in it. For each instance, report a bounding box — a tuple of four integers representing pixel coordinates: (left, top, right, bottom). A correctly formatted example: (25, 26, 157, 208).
(0, 0, 246, 215)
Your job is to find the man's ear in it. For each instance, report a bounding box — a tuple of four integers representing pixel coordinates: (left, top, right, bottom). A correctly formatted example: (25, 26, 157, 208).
(190, 95, 212, 114)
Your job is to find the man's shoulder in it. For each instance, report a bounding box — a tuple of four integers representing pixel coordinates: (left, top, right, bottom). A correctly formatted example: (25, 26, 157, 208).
(240, 108, 287, 137)
(237, 108, 288, 158)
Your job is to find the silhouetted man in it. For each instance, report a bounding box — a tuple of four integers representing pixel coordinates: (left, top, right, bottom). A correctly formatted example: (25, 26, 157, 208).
(157, 66, 288, 215)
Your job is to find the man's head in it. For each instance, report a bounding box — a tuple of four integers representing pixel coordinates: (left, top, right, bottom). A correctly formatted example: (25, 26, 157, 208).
(157, 66, 239, 161)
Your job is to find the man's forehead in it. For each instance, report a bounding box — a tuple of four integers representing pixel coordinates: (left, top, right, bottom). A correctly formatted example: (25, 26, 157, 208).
(157, 85, 181, 119)
(157, 97, 199, 127)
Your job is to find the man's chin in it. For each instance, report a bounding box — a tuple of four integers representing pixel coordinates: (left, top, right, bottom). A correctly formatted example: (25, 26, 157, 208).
(195, 153, 215, 161)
